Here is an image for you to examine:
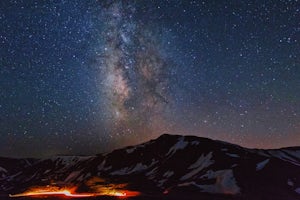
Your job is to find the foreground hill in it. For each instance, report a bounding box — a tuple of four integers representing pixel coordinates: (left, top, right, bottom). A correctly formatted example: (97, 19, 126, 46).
(1, 134, 300, 200)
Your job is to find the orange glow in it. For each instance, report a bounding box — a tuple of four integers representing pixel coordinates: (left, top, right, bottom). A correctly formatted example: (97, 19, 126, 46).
(9, 187, 94, 198)
(10, 189, 141, 198)
(85, 177, 141, 197)
(119, 190, 141, 197)
(109, 190, 141, 197)
(9, 179, 141, 198)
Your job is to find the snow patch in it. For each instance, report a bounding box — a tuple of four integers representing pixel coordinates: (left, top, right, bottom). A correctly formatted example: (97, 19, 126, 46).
(98, 160, 106, 170)
(163, 171, 174, 178)
(157, 179, 167, 187)
(128, 163, 148, 172)
(226, 153, 239, 158)
(0, 167, 8, 178)
(268, 150, 300, 166)
(283, 150, 300, 164)
(126, 147, 136, 154)
(110, 167, 129, 175)
(256, 159, 270, 171)
(178, 182, 194, 187)
(221, 148, 228, 151)
(24, 159, 32, 166)
(198, 169, 240, 195)
(6, 172, 21, 181)
(25, 172, 37, 182)
(0, 167, 7, 173)
(65, 171, 81, 182)
(126, 143, 147, 153)
(146, 167, 158, 178)
(167, 137, 189, 156)
(49, 156, 92, 166)
(288, 179, 294, 186)
(103, 166, 112, 171)
(253, 149, 300, 165)
(110, 163, 148, 175)
(254, 150, 269, 157)
(283, 150, 300, 160)
(181, 152, 214, 181)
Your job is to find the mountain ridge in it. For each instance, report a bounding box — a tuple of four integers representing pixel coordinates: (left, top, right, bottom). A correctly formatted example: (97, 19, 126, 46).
(2, 133, 300, 159)
(1, 134, 300, 200)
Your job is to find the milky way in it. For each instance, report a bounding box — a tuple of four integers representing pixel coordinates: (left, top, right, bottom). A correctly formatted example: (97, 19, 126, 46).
(95, 1, 170, 140)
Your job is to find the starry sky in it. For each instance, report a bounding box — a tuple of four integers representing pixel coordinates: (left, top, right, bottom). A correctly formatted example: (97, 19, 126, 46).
(0, 0, 299, 158)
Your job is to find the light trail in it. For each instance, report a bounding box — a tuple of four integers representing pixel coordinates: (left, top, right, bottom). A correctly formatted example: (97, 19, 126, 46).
(9, 189, 94, 198)
(9, 184, 141, 198)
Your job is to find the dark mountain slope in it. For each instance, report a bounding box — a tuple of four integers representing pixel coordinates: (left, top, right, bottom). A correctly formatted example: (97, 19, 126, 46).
(1, 134, 300, 200)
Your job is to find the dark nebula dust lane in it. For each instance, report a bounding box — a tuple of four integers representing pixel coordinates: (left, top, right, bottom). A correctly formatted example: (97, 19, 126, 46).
(96, 1, 170, 138)
(0, 0, 299, 157)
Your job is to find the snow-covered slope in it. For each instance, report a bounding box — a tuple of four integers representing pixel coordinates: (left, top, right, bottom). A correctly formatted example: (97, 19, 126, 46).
(1, 134, 300, 200)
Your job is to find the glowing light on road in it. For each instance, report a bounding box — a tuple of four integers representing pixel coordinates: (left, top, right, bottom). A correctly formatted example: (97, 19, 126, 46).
(114, 191, 127, 197)
(9, 189, 94, 198)
(9, 182, 141, 198)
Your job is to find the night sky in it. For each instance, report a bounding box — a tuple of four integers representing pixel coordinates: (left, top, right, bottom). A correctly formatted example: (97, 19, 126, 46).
(1, 0, 299, 158)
